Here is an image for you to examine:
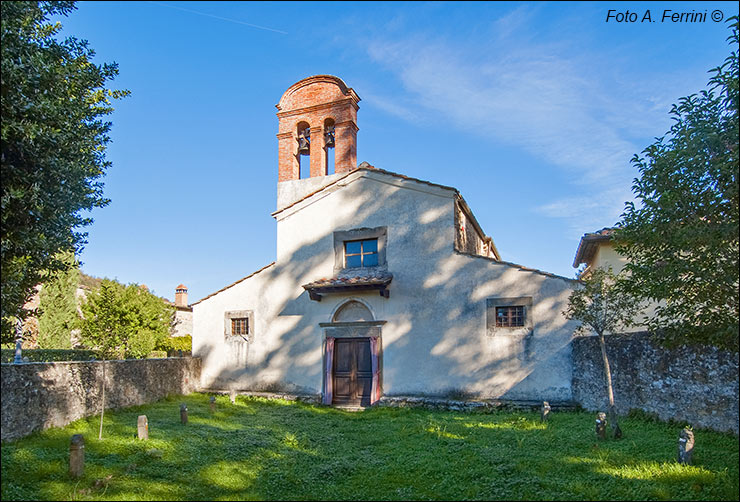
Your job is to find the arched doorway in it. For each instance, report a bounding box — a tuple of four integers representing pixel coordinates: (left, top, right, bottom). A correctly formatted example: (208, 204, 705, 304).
(321, 300, 384, 407)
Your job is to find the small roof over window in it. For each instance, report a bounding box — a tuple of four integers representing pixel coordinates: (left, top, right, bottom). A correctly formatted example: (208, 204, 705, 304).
(303, 270, 392, 302)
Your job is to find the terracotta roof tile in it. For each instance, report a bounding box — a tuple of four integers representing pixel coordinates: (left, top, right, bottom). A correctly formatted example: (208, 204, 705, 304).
(303, 269, 393, 289)
(572, 227, 618, 268)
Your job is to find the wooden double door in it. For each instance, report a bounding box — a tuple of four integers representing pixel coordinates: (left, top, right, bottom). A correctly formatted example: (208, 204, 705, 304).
(333, 337, 372, 406)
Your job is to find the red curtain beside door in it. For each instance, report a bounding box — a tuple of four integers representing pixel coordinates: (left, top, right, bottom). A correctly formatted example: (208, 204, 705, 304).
(322, 337, 335, 405)
(370, 336, 380, 405)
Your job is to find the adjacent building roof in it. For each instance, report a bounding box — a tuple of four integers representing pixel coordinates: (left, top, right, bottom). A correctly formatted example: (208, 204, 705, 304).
(572, 227, 617, 268)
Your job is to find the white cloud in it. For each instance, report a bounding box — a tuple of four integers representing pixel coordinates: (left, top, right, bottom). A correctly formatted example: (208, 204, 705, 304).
(360, 89, 421, 123)
(534, 187, 635, 238)
(362, 9, 685, 234)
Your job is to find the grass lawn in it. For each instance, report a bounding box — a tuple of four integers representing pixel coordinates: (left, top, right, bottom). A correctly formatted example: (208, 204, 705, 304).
(1, 393, 738, 501)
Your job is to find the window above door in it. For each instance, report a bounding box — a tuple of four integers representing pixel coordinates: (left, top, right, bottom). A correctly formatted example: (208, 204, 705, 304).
(344, 239, 378, 268)
(333, 226, 387, 273)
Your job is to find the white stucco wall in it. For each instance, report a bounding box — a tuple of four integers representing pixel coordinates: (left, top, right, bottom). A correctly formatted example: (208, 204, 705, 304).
(193, 170, 580, 400)
(592, 242, 629, 274)
(172, 309, 193, 337)
(590, 241, 659, 333)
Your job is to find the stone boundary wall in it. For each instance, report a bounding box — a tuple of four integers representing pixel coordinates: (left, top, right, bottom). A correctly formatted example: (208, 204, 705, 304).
(1, 357, 201, 442)
(572, 332, 738, 434)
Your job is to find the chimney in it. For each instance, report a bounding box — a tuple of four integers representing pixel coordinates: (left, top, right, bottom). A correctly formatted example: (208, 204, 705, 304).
(175, 284, 188, 307)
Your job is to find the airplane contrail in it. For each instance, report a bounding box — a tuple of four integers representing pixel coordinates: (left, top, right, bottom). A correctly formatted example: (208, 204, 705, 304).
(147, 1, 288, 35)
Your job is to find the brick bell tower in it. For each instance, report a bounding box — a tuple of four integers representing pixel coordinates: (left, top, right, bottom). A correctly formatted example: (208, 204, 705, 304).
(276, 75, 361, 182)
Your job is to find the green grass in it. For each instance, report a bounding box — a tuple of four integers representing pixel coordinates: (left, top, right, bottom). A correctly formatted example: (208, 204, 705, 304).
(1, 394, 738, 501)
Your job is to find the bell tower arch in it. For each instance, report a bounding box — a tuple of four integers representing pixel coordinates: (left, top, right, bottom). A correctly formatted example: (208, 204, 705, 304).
(276, 75, 360, 182)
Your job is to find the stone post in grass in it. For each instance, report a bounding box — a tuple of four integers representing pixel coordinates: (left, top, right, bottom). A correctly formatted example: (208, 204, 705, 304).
(678, 427, 695, 464)
(541, 401, 551, 423)
(595, 412, 607, 440)
(180, 404, 188, 424)
(69, 434, 85, 478)
(137, 415, 149, 440)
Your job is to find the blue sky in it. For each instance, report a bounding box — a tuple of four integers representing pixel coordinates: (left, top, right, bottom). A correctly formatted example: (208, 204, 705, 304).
(53, 1, 738, 303)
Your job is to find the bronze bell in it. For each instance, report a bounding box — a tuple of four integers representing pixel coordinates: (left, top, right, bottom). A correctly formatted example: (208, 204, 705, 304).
(324, 125, 335, 148)
(297, 129, 310, 156)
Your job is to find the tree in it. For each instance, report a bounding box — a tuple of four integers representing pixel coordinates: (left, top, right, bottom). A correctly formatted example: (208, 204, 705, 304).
(78, 280, 123, 359)
(565, 267, 641, 438)
(37, 250, 79, 349)
(614, 19, 739, 352)
(78, 279, 120, 440)
(79, 280, 174, 359)
(79, 279, 174, 439)
(1, 1, 129, 343)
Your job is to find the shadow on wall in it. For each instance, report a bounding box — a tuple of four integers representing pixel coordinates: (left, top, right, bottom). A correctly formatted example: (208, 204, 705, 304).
(195, 175, 578, 400)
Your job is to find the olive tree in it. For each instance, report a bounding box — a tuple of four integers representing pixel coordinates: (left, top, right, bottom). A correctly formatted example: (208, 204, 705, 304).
(565, 267, 641, 438)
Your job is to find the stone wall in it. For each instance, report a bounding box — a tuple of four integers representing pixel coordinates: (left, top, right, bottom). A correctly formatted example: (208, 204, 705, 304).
(1, 357, 201, 442)
(572, 332, 738, 434)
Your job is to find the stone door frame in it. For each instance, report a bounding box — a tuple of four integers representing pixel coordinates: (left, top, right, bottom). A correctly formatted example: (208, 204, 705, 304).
(319, 320, 385, 405)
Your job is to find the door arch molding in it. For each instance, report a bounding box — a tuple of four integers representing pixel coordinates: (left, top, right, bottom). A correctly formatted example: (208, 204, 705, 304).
(329, 297, 375, 322)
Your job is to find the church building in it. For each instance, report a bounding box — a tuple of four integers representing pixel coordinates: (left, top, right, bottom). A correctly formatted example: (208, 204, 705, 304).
(192, 75, 580, 407)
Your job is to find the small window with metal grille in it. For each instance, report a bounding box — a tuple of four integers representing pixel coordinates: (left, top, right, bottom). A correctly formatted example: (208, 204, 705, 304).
(495, 306, 525, 328)
(225, 310, 253, 342)
(231, 318, 249, 337)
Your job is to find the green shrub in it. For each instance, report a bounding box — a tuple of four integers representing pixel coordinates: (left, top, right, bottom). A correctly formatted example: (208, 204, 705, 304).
(0, 349, 98, 363)
(156, 334, 192, 355)
(78, 279, 174, 359)
(147, 350, 167, 359)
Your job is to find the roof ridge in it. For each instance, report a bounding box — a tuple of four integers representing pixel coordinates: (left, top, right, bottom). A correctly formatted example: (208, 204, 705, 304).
(272, 166, 459, 217)
(454, 250, 577, 282)
(191, 262, 276, 306)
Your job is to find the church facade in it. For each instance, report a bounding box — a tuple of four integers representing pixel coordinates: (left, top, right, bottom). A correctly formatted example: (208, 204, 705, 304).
(192, 75, 580, 406)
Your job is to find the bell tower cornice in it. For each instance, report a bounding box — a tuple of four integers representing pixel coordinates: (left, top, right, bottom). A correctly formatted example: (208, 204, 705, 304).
(276, 75, 360, 112)
(276, 75, 362, 184)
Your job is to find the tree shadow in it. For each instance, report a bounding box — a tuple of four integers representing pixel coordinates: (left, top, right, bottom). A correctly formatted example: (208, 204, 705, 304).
(194, 169, 579, 405)
(2, 396, 737, 501)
